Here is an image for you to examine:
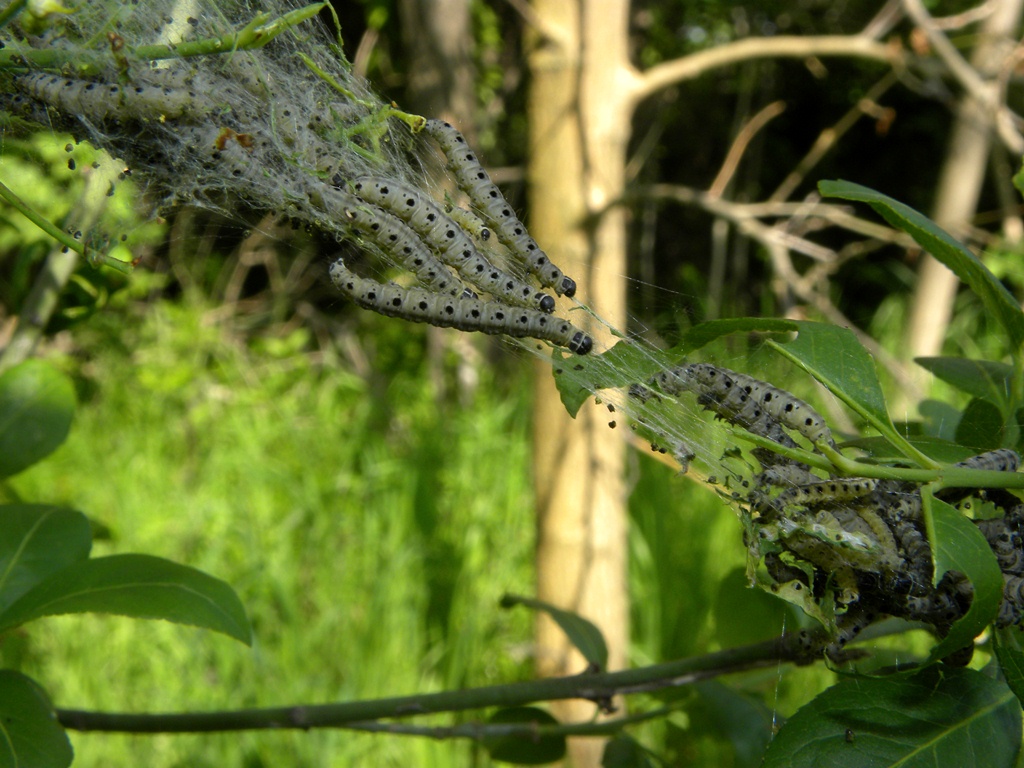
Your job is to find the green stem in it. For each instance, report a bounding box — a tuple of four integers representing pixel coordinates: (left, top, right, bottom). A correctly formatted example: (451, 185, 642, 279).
(0, 179, 131, 274)
(0, 0, 25, 30)
(345, 704, 677, 739)
(731, 433, 1024, 490)
(58, 636, 804, 733)
(0, 3, 326, 74)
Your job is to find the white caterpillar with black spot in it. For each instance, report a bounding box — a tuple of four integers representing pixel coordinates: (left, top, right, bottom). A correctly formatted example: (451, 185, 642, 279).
(330, 194, 464, 297)
(955, 449, 1021, 473)
(352, 178, 555, 312)
(652, 364, 836, 447)
(15, 71, 196, 123)
(329, 259, 592, 354)
(775, 478, 878, 510)
(422, 119, 577, 297)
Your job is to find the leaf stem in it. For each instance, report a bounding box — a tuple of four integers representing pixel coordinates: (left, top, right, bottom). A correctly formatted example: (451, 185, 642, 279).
(0, 3, 327, 74)
(0, 179, 131, 274)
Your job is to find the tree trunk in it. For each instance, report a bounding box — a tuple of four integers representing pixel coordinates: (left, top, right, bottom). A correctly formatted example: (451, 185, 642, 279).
(527, 1, 631, 765)
(396, 0, 481, 401)
(903, 0, 1024, 372)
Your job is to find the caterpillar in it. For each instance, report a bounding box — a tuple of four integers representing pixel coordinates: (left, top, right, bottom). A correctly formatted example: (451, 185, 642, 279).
(651, 364, 835, 447)
(775, 479, 878, 510)
(329, 259, 592, 354)
(352, 178, 555, 312)
(757, 465, 823, 488)
(974, 518, 1024, 575)
(999, 574, 1024, 627)
(421, 119, 577, 297)
(955, 448, 1021, 473)
(15, 71, 196, 124)
(324, 191, 463, 296)
(444, 202, 491, 242)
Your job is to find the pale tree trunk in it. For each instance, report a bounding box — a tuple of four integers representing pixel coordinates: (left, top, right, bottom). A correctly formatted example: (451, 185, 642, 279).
(903, 0, 1024, 376)
(527, 1, 631, 765)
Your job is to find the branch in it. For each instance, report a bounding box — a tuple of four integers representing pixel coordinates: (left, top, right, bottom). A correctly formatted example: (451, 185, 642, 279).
(343, 705, 673, 739)
(630, 35, 900, 106)
(58, 635, 811, 733)
(902, 0, 1024, 153)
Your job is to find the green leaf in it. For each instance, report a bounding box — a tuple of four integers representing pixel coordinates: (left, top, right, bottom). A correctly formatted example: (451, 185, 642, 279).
(500, 594, 608, 670)
(767, 321, 890, 433)
(0, 670, 72, 768)
(762, 666, 1021, 768)
(924, 496, 1004, 661)
(0, 554, 252, 644)
(552, 318, 797, 417)
(820, 180, 1024, 351)
(993, 629, 1024, 710)
(693, 681, 775, 768)
(915, 358, 1015, 410)
(484, 707, 565, 765)
(838, 435, 976, 464)
(0, 505, 91, 614)
(954, 398, 1006, 451)
(0, 360, 76, 478)
(602, 734, 656, 768)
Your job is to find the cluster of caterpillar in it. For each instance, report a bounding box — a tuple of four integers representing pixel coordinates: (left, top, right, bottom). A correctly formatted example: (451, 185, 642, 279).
(629, 362, 1024, 663)
(4, 10, 590, 355)
(329, 260, 592, 354)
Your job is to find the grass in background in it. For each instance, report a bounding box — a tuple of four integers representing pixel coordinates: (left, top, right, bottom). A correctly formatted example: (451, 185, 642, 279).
(9, 291, 537, 766)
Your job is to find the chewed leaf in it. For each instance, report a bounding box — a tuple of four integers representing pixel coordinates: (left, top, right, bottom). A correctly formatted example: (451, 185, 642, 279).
(0, 553, 252, 644)
(0, 670, 72, 768)
(924, 496, 1003, 661)
(763, 666, 1020, 768)
(484, 707, 565, 765)
(0, 360, 76, 479)
(500, 594, 608, 670)
(602, 734, 658, 768)
(0, 505, 91, 614)
(820, 180, 1024, 351)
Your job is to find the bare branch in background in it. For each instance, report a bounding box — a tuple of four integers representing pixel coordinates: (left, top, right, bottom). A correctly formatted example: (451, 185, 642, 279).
(630, 36, 901, 107)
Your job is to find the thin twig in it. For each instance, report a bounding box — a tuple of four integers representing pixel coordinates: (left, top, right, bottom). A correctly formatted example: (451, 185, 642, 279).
(708, 101, 787, 199)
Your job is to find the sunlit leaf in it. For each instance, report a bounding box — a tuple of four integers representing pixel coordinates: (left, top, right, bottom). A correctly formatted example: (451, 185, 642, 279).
(0, 554, 252, 644)
(0, 360, 76, 478)
(762, 666, 1020, 768)
(0, 504, 91, 613)
(501, 594, 608, 670)
(924, 496, 1003, 661)
(484, 707, 565, 765)
(0, 670, 72, 768)
(820, 180, 1024, 351)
